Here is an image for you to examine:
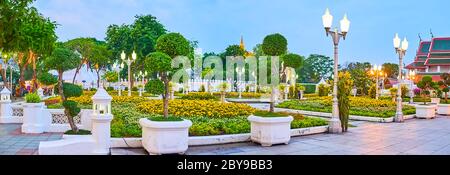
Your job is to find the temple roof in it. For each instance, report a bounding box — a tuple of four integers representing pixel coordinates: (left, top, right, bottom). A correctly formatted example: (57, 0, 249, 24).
(425, 58, 450, 65)
(417, 41, 431, 56)
(430, 37, 450, 53)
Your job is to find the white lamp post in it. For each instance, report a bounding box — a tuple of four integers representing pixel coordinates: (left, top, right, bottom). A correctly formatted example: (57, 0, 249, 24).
(121, 51, 137, 97)
(113, 62, 123, 96)
(236, 67, 245, 99)
(393, 33, 408, 122)
(322, 8, 350, 133)
(407, 70, 416, 104)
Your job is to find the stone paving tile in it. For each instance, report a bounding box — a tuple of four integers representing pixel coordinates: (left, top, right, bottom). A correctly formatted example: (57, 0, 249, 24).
(0, 124, 63, 155)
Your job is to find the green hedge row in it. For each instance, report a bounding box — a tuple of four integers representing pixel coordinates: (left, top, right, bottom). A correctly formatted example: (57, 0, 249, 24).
(300, 84, 316, 94)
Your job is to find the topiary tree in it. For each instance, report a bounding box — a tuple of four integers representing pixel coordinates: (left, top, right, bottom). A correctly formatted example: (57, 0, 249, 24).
(417, 76, 437, 105)
(218, 82, 229, 103)
(438, 73, 450, 103)
(337, 72, 353, 132)
(145, 33, 190, 118)
(262, 33, 288, 112)
(368, 84, 377, 99)
(44, 46, 81, 132)
(38, 72, 58, 86)
(389, 88, 398, 102)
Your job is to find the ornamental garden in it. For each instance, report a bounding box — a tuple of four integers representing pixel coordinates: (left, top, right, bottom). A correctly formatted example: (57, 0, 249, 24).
(1, 1, 449, 155)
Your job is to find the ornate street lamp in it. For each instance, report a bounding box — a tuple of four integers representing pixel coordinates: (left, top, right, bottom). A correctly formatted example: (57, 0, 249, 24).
(370, 64, 384, 99)
(322, 8, 350, 133)
(121, 51, 137, 97)
(393, 33, 409, 122)
(236, 67, 245, 99)
(113, 62, 123, 96)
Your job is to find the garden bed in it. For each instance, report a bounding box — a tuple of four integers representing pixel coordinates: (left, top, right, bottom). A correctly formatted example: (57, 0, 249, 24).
(54, 95, 328, 138)
(277, 97, 416, 119)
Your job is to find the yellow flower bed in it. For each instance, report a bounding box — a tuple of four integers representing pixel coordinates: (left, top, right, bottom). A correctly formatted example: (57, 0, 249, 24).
(137, 100, 256, 118)
(70, 95, 148, 105)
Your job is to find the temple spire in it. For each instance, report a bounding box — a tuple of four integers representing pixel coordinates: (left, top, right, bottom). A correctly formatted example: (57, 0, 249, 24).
(240, 36, 245, 50)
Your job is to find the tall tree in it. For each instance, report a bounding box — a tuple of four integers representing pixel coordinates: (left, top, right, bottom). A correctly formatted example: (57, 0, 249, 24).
(262, 33, 288, 112)
(298, 54, 333, 83)
(106, 15, 167, 87)
(90, 44, 111, 88)
(65, 38, 99, 83)
(342, 62, 373, 95)
(0, 0, 34, 51)
(44, 46, 81, 132)
(16, 7, 57, 93)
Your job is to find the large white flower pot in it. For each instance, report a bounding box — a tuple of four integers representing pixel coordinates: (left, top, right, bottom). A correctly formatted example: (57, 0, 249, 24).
(22, 103, 46, 133)
(437, 104, 450, 115)
(431, 98, 441, 105)
(416, 105, 437, 119)
(248, 115, 294, 147)
(139, 118, 192, 155)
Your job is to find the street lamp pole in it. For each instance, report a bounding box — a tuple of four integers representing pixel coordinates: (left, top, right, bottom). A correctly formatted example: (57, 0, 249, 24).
(121, 51, 137, 97)
(322, 8, 350, 133)
(408, 70, 416, 104)
(393, 33, 409, 122)
(371, 65, 383, 100)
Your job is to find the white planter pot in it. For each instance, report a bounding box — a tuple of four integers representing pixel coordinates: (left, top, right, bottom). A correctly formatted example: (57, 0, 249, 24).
(248, 115, 294, 147)
(437, 104, 450, 115)
(431, 98, 441, 104)
(22, 102, 46, 133)
(416, 105, 437, 119)
(139, 118, 192, 155)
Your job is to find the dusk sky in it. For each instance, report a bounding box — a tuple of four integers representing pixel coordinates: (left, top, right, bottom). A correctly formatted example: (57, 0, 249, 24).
(33, 0, 450, 66)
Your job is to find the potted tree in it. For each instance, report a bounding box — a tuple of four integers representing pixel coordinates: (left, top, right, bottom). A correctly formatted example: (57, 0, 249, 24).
(139, 33, 192, 155)
(437, 73, 450, 115)
(297, 85, 306, 100)
(416, 76, 437, 119)
(248, 111, 293, 147)
(218, 82, 229, 103)
(21, 92, 47, 133)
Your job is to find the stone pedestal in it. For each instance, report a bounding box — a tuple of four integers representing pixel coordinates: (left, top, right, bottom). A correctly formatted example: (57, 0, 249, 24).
(91, 114, 113, 154)
(22, 103, 46, 133)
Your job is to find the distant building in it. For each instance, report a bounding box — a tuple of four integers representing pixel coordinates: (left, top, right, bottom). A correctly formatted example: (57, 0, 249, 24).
(406, 37, 450, 82)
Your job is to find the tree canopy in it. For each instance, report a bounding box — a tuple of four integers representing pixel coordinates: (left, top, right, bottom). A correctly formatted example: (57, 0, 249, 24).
(262, 33, 287, 56)
(44, 47, 81, 72)
(0, 0, 35, 51)
(298, 54, 334, 83)
(282, 53, 304, 69)
(156, 33, 191, 58)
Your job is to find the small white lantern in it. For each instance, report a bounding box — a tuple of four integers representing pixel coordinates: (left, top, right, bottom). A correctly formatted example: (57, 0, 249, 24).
(0, 87, 11, 102)
(92, 87, 113, 115)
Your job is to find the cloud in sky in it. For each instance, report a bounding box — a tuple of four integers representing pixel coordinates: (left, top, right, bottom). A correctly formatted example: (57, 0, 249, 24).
(33, 0, 450, 65)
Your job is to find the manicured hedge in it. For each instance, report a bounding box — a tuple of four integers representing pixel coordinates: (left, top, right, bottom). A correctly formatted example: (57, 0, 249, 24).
(300, 84, 316, 94)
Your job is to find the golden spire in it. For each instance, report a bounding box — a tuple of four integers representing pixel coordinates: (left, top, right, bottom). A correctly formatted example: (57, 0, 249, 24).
(240, 36, 245, 50)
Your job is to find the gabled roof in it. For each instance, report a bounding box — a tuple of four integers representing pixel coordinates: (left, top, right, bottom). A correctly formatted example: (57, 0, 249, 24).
(429, 37, 450, 54)
(417, 41, 431, 57)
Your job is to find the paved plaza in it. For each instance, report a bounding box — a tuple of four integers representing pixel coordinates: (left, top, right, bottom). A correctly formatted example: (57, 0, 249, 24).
(115, 115, 450, 155)
(3, 115, 450, 155)
(0, 124, 63, 155)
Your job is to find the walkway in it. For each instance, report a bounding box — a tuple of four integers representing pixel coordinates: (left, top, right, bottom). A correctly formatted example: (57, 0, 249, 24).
(111, 115, 450, 155)
(185, 115, 450, 155)
(0, 124, 63, 155)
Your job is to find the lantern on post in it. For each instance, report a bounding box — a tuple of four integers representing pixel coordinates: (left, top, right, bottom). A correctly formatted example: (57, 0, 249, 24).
(90, 87, 113, 154)
(0, 88, 13, 121)
(1, 88, 11, 102)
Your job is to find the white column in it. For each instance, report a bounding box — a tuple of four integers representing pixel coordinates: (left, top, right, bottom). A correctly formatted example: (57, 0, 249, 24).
(438, 66, 441, 73)
(91, 114, 113, 154)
